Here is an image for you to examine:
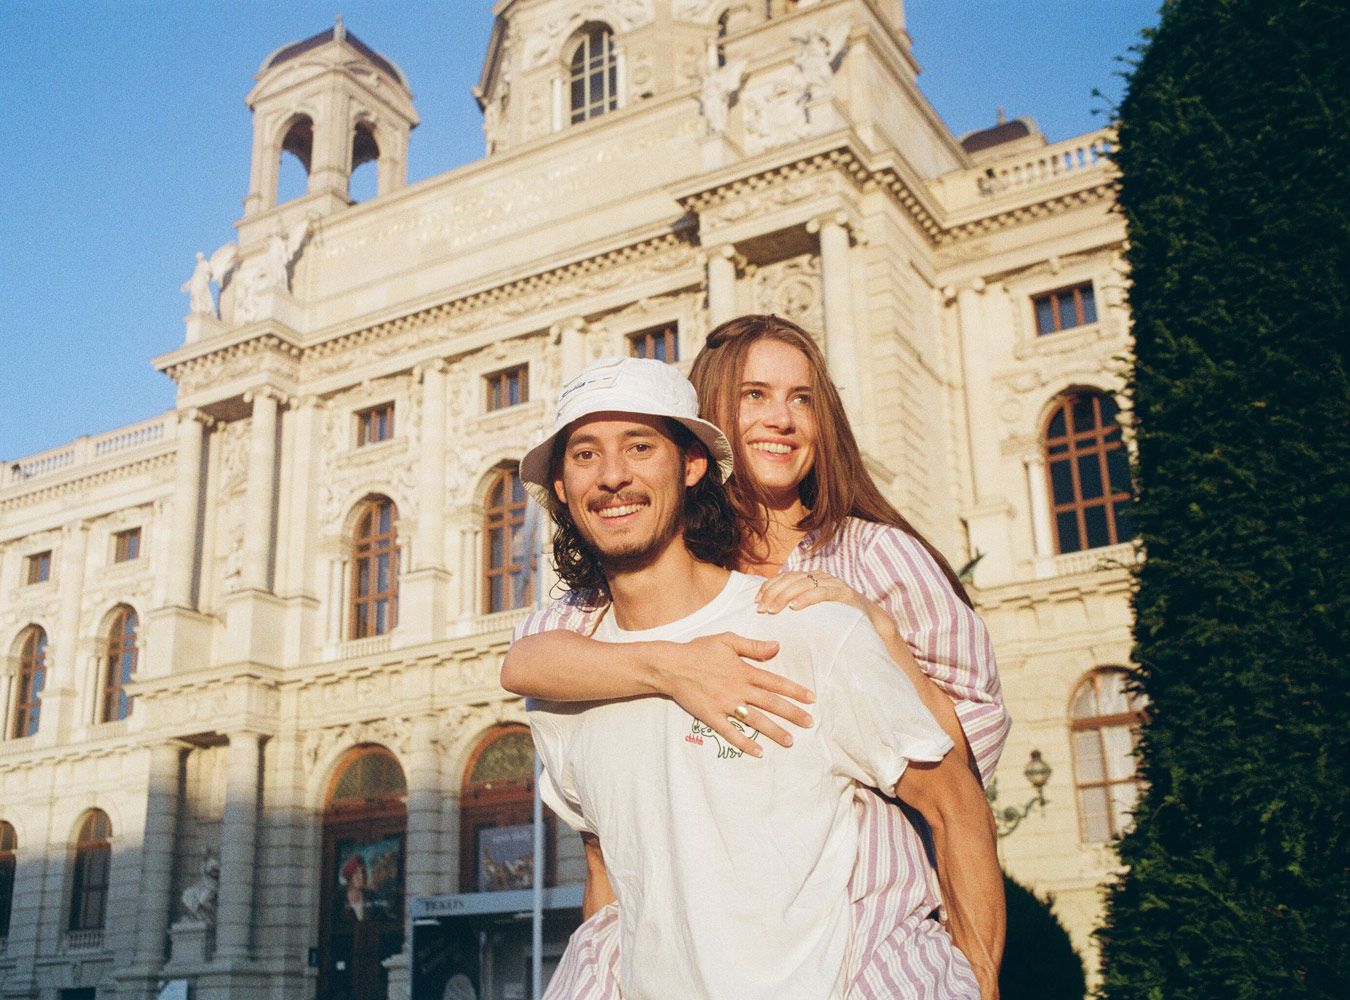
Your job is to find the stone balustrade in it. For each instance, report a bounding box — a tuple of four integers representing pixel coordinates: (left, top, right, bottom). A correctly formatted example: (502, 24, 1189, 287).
(4, 413, 173, 488)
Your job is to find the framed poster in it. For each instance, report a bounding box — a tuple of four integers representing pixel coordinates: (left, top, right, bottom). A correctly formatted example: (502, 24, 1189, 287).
(477, 823, 534, 891)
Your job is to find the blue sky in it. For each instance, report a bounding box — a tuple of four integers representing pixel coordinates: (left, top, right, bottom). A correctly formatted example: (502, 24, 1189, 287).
(0, 1, 1159, 461)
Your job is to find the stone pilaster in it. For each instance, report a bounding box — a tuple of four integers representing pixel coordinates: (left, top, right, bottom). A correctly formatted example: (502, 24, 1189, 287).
(214, 731, 263, 962)
(810, 212, 863, 427)
(706, 245, 738, 328)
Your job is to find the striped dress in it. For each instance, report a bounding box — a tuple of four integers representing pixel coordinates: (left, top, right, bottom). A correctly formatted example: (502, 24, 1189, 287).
(514, 517, 1010, 999)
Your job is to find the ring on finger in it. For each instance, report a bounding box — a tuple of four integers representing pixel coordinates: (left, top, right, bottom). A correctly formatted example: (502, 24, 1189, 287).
(807, 573, 819, 587)
(733, 704, 750, 722)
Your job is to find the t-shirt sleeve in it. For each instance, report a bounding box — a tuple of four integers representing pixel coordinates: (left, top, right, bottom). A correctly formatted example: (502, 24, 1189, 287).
(817, 614, 954, 794)
(862, 526, 1011, 785)
(526, 704, 593, 835)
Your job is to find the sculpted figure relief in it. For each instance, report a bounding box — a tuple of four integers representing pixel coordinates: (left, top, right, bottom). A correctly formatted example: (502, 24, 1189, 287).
(699, 58, 746, 135)
(181, 243, 239, 318)
(232, 214, 314, 323)
(181, 853, 220, 924)
(792, 21, 850, 103)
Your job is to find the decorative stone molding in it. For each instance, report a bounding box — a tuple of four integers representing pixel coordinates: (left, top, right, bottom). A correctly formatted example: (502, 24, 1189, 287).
(301, 715, 413, 775)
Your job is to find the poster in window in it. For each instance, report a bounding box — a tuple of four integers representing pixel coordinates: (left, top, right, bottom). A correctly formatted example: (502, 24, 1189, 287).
(335, 833, 403, 924)
(477, 823, 534, 891)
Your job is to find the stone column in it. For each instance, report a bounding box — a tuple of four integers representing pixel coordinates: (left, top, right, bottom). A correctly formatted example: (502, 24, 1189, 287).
(809, 212, 863, 424)
(1025, 453, 1055, 560)
(556, 318, 588, 384)
(417, 363, 448, 571)
(952, 281, 1015, 585)
(954, 282, 1002, 503)
(167, 410, 210, 609)
(404, 714, 443, 901)
(132, 741, 184, 972)
(241, 389, 282, 593)
(215, 731, 263, 961)
(53, 521, 89, 682)
(706, 246, 737, 328)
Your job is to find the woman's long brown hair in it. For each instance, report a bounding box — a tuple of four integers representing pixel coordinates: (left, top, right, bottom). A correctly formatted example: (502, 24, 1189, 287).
(689, 314, 972, 606)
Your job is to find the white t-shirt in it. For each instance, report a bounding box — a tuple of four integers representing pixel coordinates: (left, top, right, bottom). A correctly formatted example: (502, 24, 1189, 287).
(527, 572, 953, 1000)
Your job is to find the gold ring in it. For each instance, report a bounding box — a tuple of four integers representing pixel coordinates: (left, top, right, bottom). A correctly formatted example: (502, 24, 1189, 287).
(807, 573, 819, 587)
(733, 705, 750, 721)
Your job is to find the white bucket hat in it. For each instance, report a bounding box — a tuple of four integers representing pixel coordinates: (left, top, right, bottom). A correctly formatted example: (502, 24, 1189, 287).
(519, 356, 734, 507)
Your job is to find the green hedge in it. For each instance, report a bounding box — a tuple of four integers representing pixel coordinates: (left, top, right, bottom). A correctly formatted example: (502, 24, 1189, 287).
(1001, 873, 1086, 1000)
(1098, 1, 1349, 997)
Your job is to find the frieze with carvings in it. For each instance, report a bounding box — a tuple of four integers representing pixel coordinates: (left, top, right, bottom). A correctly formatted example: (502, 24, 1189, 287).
(672, 0, 723, 24)
(302, 716, 413, 774)
(702, 173, 838, 229)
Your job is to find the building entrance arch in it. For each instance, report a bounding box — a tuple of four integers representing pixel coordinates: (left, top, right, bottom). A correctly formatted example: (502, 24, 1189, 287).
(318, 744, 407, 1000)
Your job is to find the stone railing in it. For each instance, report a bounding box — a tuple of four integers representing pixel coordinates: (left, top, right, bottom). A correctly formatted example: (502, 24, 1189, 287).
(5, 413, 173, 488)
(1054, 541, 1137, 578)
(63, 928, 105, 952)
(340, 634, 394, 660)
(980, 128, 1116, 196)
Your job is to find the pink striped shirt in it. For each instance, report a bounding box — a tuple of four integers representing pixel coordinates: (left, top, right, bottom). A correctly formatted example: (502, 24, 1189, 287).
(516, 517, 1009, 999)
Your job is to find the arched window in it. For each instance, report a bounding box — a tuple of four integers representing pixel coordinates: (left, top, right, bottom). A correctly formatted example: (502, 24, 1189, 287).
(278, 114, 314, 204)
(0, 821, 15, 940)
(1069, 669, 1146, 843)
(69, 810, 111, 932)
(1044, 392, 1136, 553)
(351, 498, 399, 638)
(320, 745, 407, 1000)
(349, 121, 379, 202)
(459, 726, 553, 893)
(13, 627, 46, 738)
(102, 606, 138, 723)
(484, 466, 533, 613)
(569, 26, 618, 124)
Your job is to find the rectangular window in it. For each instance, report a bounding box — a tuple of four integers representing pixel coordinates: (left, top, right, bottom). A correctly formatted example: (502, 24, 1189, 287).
(356, 403, 395, 446)
(25, 550, 51, 584)
(485, 365, 528, 412)
(628, 324, 679, 363)
(113, 528, 141, 563)
(1033, 282, 1098, 335)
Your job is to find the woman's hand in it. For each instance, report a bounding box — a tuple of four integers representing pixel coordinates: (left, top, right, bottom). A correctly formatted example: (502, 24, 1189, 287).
(648, 632, 815, 757)
(757, 571, 895, 638)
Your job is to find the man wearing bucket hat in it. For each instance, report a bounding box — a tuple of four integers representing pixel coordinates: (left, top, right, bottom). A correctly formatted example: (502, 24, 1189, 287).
(521, 357, 987, 999)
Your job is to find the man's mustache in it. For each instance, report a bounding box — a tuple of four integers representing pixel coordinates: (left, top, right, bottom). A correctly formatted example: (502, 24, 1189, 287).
(587, 491, 650, 512)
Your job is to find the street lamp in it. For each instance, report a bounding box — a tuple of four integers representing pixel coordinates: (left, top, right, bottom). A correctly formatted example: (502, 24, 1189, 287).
(988, 749, 1052, 838)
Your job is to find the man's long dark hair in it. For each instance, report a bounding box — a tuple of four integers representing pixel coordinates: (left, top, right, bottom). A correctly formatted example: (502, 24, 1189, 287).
(546, 420, 740, 603)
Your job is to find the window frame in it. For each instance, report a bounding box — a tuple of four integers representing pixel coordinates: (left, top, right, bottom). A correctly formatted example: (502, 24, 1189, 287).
(101, 606, 138, 723)
(1032, 281, 1098, 336)
(568, 25, 619, 124)
(458, 725, 555, 893)
(483, 466, 533, 614)
(484, 364, 529, 413)
(112, 527, 141, 564)
(1043, 392, 1135, 554)
(355, 402, 396, 447)
(68, 811, 111, 933)
(628, 323, 680, 363)
(1068, 668, 1146, 844)
(13, 627, 46, 739)
(24, 550, 51, 585)
(350, 498, 399, 639)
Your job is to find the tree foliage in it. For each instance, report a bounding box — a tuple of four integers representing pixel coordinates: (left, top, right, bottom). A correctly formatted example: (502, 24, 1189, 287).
(1099, 1, 1349, 996)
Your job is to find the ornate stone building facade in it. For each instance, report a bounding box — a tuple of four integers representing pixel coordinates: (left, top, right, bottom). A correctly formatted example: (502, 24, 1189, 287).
(0, 3, 1137, 998)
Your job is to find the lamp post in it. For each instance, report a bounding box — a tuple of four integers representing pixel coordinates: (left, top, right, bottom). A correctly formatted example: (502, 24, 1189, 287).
(988, 749, 1053, 838)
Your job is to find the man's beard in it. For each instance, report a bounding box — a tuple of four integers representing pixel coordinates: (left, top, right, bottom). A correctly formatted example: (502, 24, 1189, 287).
(582, 489, 685, 577)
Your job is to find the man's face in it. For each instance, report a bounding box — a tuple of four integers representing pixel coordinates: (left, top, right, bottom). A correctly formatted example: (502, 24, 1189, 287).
(553, 412, 708, 572)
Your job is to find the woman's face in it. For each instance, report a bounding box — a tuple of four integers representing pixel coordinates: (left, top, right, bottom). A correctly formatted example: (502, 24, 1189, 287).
(736, 338, 817, 509)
